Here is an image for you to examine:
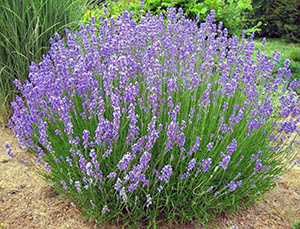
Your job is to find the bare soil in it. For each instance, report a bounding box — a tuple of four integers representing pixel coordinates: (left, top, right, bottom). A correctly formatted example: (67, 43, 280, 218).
(0, 127, 299, 229)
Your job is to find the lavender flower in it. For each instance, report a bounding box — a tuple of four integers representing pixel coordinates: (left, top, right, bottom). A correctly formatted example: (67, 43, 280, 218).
(86, 162, 94, 177)
(254, 159, 262, 172)
(219, 153, 231, 170)
(128, 165, 149, 187)
(237, 180, 242, 187)
(159, 165, 173, 183)
(107, 172, 117, 178)
(4, 142, 16, 158)
(128, 182, 139, 192)
(228, 181, 238, 191)
(179, 172, 191, 180)
(117, 153, 133, 172)
(126, 103, 140, 145)
(187, 137, 201, 156)
(207, 142, 214, 152)
(55, 129, 61, 136)
(60, 181, 67, 190)
(44, 163, 51, 170)
(199, 158, 212, 172)
(186, 158, 196, 171)
(139, 151, 151, 171)
(66, 157, 72, 167)
(226, 139, 237, 155)
(114, 178, 122, 191)
(165, 121, 179, 152)
(82, 130, 90, 149)
(103, 7, 107, 15)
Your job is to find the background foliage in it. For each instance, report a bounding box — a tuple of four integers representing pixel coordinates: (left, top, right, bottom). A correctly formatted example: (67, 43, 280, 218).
(83, 0, 258, 36)
(0, 0, 91, 125)
(248, 0, 300, 43)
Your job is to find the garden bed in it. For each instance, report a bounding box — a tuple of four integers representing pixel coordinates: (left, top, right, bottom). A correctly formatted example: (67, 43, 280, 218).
(0, 126, 299, 229)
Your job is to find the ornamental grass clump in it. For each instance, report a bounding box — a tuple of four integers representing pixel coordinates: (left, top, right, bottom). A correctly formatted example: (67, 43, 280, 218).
(5, 8, 300, 227)
(0, 0, 90, 125)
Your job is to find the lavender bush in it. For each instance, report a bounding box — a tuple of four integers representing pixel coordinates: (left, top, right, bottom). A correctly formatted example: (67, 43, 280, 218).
(5, 8, 300, 227)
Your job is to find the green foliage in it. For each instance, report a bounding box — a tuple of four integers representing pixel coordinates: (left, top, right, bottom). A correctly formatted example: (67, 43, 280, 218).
(186, 0, 256, 36)
(247, 0, 300, 43)
(289, 48, 300, 62)
(83, 0, 258, 36)
(292, 220, 300, 229)
(83, 0, 143, 24)
(245, 0, 273, 36)
(269, 0, 300, 43)
(0, 0, 90, 125)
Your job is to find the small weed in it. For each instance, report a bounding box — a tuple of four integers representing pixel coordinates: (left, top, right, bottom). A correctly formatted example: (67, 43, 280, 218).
(291, 220, 300, 229)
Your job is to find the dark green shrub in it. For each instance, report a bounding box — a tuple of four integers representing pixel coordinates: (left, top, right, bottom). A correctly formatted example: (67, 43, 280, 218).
(248, 0, 300, 43)
(269, 0, 300, 43)
(245, 0, 274, 37)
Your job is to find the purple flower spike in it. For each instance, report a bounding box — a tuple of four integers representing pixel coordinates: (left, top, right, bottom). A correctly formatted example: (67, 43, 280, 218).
(228, 181, 238, 191)
(139, 151, 151, 171)
(60, 181, 67, 190)
(82, 130, 90, 149)
(107, 172, 117, 178)
(44, 162, 51, 171)
(159, 165, 173, 183)
(200, 158, 212, 172)
(207, 142, 214, 152)
(226, 139, 237, 155)
(4, 142, 16, 158)
(219, 153, 231, 170)
(66, 156, 73, 167)
(117, 153, 133, 172)
(186, 158, 196, 171)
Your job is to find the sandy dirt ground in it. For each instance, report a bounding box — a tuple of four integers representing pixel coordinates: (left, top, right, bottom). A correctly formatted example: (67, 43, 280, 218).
(0, 127, 299, 229)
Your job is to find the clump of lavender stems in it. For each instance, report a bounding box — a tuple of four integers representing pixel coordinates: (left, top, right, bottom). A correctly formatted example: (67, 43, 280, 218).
(6, 8, 300, 227)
